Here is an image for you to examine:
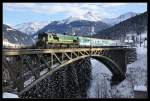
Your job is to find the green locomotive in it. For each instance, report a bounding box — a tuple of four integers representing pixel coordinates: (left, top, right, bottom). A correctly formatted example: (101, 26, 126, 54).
(36, 32, 79, 48)
(36, 32, 119, 48)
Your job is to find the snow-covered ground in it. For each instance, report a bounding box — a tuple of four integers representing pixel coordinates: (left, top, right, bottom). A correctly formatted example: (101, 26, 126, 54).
(127, 43, 147, 88)
(87, 58, 112, 98)
(87, 40, 147, 98)
(87, 58, 135, 98)
(134, 86, 147, 92)
(3, 92, 19, 98)
(3, 39, 34, 48)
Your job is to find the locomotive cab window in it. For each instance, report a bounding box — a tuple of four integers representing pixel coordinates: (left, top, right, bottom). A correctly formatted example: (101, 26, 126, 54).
(38, 33, 48, 41)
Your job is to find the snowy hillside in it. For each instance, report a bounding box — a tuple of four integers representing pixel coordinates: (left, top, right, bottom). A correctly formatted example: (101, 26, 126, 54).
(87, 58, 112, 98)
(59, 11, 137, 25)
(94, 12, 147, 40)
(58, 16, 82, 24)
(59, 11, 102, 24)
(102, 12, 138, 25)
(3, 24, 35, 48)
(88, 31, 147, 98)
(81, 11, 102, 21)
(36, 19, 109, 37)
(14, 11, 102, 36)
(14, 21, 49, 36)
(3, 92, 19, 98)
(87, 59, 134, 98)
(14, 11, 138, 38)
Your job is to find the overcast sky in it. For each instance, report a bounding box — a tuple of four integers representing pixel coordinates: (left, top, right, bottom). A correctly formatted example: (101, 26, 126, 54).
(3, 3, 147, 26)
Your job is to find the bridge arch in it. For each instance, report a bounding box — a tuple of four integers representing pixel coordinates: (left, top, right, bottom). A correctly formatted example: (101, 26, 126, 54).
(18, 54, 126, 95)
(54, 55, 124, 78)
(91, 55, 123, 76)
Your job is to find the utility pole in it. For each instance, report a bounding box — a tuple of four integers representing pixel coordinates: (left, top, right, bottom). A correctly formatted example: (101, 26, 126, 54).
(137, 31, 142, 47)
(90, 23, 92, 50)
(90, 22, 95, 49)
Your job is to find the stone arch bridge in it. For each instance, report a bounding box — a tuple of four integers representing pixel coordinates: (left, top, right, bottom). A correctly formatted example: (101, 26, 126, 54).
(2, 47, 137, 96)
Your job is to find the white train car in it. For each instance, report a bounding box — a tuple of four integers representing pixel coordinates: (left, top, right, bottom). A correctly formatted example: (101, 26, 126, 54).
(78, 36, 119, 47)
(78, 37, 91, 46)
(90, 38, 117, 46)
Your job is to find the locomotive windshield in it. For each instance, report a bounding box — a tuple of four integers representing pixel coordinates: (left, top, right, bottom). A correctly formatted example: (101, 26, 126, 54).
(38, 32, 48, 41)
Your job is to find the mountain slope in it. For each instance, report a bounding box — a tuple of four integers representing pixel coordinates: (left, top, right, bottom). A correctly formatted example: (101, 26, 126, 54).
(14, 21, 49, 36)
(59, 11, 102, 24)
(93, 12, 147, 40)
(35, 20, 110, 36)
(35, 11, 108, 36)
(3, 24, 35, 47)
(102, 12, 138, 25)
(14, 11, 138, 38)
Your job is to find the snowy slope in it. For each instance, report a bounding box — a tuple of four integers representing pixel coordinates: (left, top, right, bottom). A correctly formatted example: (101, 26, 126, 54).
(15, 11, 102, 35)
(87, 58, 112, 98)
(60, 11, 136, 25)
(134, 86, 147, 92)
(58, 11, 102, 25)
(14, 11, 138, 38)
(14, 21, 49, 36)
(102, 12, 138, 25)
(58, 16, 83, 24)
(83, 11, 102, 21)
(3, 92, 19, 98)
(36, 19, 109, 37)
(3, 24, 35, 48)
(88, 31, 147, 98)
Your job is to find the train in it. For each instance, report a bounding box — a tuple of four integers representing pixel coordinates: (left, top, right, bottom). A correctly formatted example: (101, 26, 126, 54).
(36, 32, 121, 49)
(3, 32, 124, 49)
